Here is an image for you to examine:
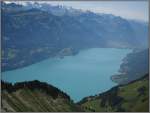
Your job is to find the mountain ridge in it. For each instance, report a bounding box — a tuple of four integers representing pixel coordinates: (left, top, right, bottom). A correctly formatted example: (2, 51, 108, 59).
(1, 80, 82, 112)
(1, 73, 149, 112)
(2, 2, 148, 72)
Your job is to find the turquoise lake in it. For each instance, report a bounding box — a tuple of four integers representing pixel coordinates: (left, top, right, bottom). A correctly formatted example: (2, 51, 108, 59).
(2, 48, 131, 102)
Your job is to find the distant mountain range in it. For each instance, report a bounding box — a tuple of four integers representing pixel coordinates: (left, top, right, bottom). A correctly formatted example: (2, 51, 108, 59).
(1, 73, 149, 112)
(1, 2, 148, 72)
(1, 2, 149, 112)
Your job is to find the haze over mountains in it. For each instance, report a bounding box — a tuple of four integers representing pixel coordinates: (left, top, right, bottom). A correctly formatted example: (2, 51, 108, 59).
(1, 2, 148, 72)
(1, 2, 149, 112)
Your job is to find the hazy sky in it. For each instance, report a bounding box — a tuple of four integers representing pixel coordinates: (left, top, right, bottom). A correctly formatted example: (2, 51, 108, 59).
(6, 1, 149, 22)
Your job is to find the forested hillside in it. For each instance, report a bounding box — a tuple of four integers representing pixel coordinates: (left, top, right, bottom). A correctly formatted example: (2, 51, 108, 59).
(1, 2, 148, 71)
(79, 74, 149, 112)
(111, 49, 149, 84)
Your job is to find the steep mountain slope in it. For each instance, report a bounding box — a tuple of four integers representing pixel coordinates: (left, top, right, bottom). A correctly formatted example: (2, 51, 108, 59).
(1, 80, 82, 112)
(111, 49, 149, 84)
(79, 74, 149, 112)
(1, 2, 148, 72)
(1, 2, 102, 72)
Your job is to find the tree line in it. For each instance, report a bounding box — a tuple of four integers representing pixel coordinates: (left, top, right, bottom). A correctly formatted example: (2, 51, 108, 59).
(1, 80, 70, 100)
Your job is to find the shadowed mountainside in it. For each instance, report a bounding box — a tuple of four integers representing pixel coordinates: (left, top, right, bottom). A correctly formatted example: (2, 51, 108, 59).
(111, 49, 149, 84)
(1, 2, 148, 72)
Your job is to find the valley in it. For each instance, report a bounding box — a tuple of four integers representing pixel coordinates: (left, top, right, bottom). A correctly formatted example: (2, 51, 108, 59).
(1, 1, 149, 112)
(2, 48, 131, 102)
(1, 2, 148, 72)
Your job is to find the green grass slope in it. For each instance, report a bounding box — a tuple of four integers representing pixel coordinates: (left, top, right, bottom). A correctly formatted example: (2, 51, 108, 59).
(79, 74, 149, 112)
(1, 80, 82, 112)
(1, 74, 149, 112)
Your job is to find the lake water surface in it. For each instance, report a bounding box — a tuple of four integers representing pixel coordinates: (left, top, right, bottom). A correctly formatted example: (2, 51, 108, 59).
(2, 48, 131, 102)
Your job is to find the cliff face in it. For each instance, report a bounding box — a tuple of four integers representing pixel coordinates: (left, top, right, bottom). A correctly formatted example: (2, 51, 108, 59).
(1, 80, 82, 112)
(79, 74, 149, 112)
